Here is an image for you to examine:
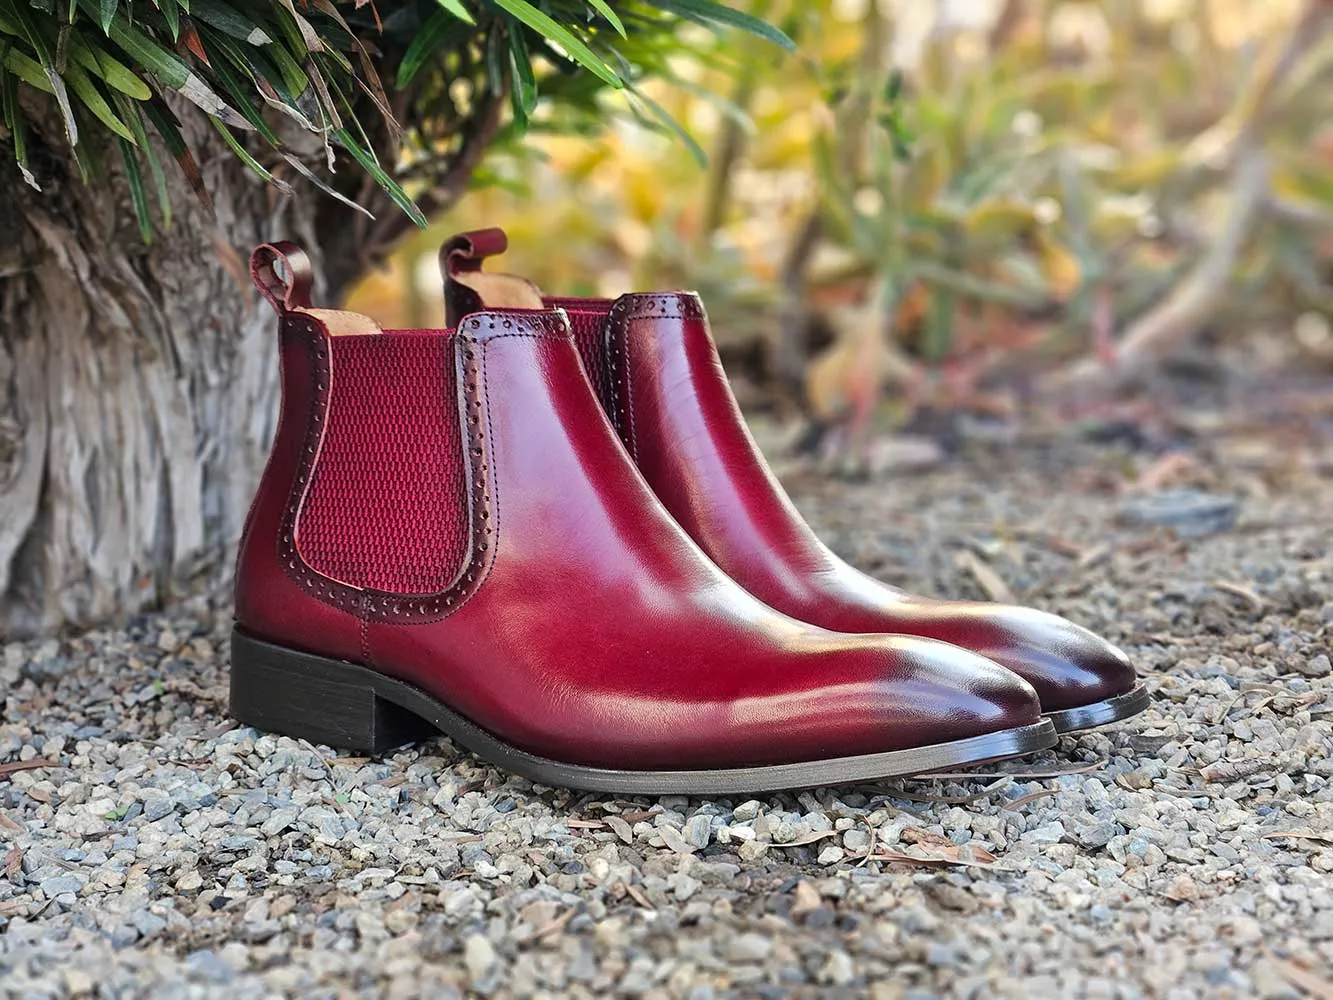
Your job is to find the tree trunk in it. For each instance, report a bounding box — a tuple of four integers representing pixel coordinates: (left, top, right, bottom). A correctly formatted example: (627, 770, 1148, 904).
(0, 110, 352, 638)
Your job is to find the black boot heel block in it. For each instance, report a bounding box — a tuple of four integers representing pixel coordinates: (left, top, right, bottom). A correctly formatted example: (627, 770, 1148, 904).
(229, 629, 438, 753)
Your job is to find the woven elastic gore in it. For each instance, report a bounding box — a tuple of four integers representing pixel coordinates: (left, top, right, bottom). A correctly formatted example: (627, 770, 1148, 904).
(296, 328, 470, 596)
(544, 298, 614, 404)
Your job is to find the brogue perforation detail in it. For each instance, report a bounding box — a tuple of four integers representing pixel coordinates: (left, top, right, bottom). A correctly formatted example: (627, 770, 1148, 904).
(618, 292, 706, 323)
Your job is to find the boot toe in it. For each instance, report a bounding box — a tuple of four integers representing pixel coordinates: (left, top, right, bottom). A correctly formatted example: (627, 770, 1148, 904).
(964, 608, 1137, 713)
(790, 637, 1044, 757)
(888, 636, 1045, 737)
(707, 636, 1045, 769)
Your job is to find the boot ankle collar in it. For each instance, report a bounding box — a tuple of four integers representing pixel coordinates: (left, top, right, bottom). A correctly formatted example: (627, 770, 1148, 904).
(455, 309, 573, 344)
(609, 292, 707, 323)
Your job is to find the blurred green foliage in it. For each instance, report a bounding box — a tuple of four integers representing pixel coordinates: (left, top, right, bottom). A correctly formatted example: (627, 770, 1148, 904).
(0, 0, 790, 237)
(387, 0, 1332, 394)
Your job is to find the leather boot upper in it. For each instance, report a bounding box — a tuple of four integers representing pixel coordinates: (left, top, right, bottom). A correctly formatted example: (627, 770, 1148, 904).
(442, 231, 1137, 713)
(235, 243, 1043, 771)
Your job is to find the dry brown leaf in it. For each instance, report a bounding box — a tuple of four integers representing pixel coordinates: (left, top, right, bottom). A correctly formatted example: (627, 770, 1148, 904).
(889, 777, 1012, 806)
(1002, 788, 1058, 811)
(1262, 830, 1333, 847)
(606, 815, 634, 845)
(1077, 543, 1113, 569)
(1116, 772, 1154, 791)
(1041, 535, 1084, 558)
(955, 551, 1014, 603)
(872, 844, 998, 868)
(534, 907, 578, 939)
(775, 830, 840, 848)
(1135, 452, 1198, 491)
(1198, 758, 1265, 783)
(790, 880, 823, 918)
(924, 760, 1105, 781)
(623, 883, 654, 910)
(1267, 952, 1333, 1000)
(1211, 580, 1267, 610)
(566, 819, 605, 829)
(0, 759, 59, 780)
(657, 825, 696, 855)
(212, 233, 250, 301)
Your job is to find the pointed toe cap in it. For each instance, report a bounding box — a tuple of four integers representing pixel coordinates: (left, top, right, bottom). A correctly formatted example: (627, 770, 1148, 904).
(976, 609, 1137, 713)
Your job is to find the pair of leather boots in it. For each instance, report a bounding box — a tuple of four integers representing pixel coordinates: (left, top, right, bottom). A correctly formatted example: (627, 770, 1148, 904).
(231, 229, 1147, 795)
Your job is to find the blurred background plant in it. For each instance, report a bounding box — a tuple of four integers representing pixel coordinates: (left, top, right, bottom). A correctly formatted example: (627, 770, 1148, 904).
(351, 0, 1333, 458)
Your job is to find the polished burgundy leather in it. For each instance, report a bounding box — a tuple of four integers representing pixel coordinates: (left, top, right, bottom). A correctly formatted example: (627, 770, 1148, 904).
(235, 262, 1044, 770)
(597, 293, 1136, 712)
(439, 235, 1134, 714)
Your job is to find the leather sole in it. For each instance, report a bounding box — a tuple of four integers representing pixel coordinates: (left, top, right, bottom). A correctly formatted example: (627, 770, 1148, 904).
(229, 628, 1058, 795)
(1044, 685, 1151, 734)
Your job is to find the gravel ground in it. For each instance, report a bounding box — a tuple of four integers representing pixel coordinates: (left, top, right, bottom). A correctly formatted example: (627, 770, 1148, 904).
(2, 412, 1331, 999)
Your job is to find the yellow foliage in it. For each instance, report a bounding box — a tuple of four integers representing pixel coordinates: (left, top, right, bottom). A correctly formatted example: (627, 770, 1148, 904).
(348, 0, 1327, 363)
(1039, 237, 1083, 302)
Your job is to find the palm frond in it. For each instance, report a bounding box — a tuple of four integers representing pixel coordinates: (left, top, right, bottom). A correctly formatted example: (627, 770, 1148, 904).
(0, 0, 791, 234)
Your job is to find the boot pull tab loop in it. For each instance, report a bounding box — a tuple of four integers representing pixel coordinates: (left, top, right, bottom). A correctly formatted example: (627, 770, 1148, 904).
(440, 228, 508, 279)
(250, 241, 314, 314)
(441, 230, 533, 327)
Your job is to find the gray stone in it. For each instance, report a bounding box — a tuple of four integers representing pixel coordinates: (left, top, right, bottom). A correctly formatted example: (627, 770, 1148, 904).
(684, 814, 713, 850)
(186, 950, 234, 983)
(39, 876, 83, 897)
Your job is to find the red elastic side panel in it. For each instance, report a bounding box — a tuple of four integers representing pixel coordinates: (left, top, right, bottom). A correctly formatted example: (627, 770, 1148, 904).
(298, 333, 469, 595)
(545, 298, 614, 405)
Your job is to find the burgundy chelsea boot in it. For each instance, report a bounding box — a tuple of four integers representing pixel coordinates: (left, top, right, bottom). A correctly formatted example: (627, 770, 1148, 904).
(230, 242, 1055, 794)
(442, 229, 1148, 734)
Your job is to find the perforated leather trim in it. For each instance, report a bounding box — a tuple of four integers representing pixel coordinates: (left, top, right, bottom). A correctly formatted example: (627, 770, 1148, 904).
(604, 292, 707, 457)
(276, 315, 500, 624)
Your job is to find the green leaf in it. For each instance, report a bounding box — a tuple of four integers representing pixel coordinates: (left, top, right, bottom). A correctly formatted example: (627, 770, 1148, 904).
(65, 60, 135, 141)
(0, 58, 39, 188)
(188, 0, 271, 44)
(200, 32, 282, 141)
(70, 34, 151, 98)
(97, 0, 115, 33)
(644, 0, 795, 51)
(628, 85, 705, 167)
(209, 114, 291, 190)
(489, 0, 621, 88)
(2, 46, 54, 91)
(143, 97, 212, 213)
(116, 91, 171, 225)
(1, 0, 47, 67)
(587, 0, 625, 38)
(156, 0, 179, 41)
(507, 23, 536, 121)
(397, 7, 465, 88)
(435, 0, 474, 24)
(274, 0, 322, 53)
(334, 126, 427, 228)
(92, 5, 254, 128)
(118, 136, 152, 241)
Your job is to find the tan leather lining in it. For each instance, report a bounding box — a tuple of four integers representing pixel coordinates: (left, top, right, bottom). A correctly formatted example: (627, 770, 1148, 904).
(454, 271, 546, 311)
(297, 307, 384, 336)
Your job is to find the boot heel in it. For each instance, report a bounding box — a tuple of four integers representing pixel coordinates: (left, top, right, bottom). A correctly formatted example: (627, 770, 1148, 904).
(229, 628, 437, 752)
